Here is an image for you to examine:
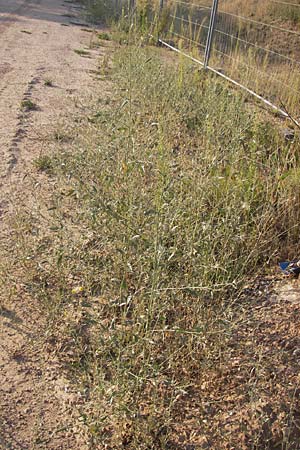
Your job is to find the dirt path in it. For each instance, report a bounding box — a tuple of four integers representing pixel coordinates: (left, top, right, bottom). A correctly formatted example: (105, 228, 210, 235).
(0, 1, 103, 447)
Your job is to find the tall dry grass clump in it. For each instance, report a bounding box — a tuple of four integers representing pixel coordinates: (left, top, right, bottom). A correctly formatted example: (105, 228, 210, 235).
(6, 41, 300, 447)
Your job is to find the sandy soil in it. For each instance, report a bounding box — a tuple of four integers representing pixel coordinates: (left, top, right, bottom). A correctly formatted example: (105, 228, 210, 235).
(1, 2, 300, 449)
(0, 1, 104, 447)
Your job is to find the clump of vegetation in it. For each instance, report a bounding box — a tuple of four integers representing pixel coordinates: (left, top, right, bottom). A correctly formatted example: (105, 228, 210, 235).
(44, 78, 53, 87)
(97, 31, 111, 40)
(10, 39, 300, 448)
(34, 155, 53, 174)
(53, 129, 72, 143)
(21, 99, 37, 111)
(74, 48, 90, 56)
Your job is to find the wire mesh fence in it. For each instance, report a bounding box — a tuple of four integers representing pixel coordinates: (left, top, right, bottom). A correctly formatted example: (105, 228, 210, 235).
(148, 0, 300, 118)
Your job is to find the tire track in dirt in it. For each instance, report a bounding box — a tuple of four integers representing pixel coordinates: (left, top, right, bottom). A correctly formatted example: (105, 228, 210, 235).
(0, 0, 105, 447)
(7, 72, 43, 173)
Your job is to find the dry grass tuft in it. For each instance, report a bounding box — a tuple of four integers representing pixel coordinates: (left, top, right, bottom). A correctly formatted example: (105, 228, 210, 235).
(3, 32, 300, 448)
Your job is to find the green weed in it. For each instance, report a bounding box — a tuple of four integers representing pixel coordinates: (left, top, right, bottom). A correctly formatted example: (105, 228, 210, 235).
(34, 155, 53, 174)
(98, 31, 111, 40)
(11, 42, 300, 447)
(44, 79, 53, 87)
(74, 48, 90, 56)
(21, 99, 36, 111)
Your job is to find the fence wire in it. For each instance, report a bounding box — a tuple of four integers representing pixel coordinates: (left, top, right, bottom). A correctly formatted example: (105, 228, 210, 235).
(153, 0, 300, 118)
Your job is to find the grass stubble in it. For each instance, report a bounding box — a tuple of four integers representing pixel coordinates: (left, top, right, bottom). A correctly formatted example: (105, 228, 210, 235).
(1, 24, 300, 449)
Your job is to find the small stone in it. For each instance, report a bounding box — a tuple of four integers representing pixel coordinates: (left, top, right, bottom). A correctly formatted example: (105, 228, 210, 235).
(293, 348, 300, 357)
(283, 128, 295, 141)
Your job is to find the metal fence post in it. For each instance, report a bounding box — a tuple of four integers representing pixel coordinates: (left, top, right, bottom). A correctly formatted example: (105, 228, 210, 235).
(159, 0, 164, 11)
(204, 0, 219, 69)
